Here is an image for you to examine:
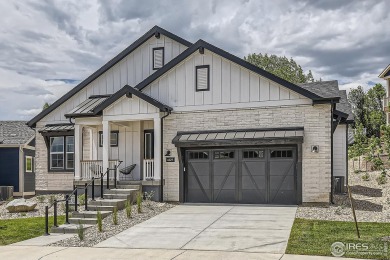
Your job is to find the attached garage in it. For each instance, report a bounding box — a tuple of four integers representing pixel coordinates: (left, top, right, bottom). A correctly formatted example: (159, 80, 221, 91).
(173, 128, 303, 205)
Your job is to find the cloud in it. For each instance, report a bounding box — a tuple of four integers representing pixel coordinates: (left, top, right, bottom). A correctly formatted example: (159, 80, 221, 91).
(0, 0, 389, 120)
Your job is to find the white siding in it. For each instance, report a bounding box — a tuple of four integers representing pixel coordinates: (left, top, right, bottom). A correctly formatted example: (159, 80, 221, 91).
(39, 35, 188, 124)
(104, 96, 159, 116)
(333, 124, 347, 178)
(143, 50, 311, 111)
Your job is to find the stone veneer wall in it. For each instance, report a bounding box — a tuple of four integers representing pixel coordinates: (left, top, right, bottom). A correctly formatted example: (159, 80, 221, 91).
(162, 104, 332, 203)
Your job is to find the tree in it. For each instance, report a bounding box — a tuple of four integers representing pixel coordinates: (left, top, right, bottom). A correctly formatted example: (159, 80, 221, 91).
(351, 123, 367, 172)
(348, 86, 366, 127)
(365, 84, 386, 137)
(244, 53, 316, 84)
(42, 102, 50, 110)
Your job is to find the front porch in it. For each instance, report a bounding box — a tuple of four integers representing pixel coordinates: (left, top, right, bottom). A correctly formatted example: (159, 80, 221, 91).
(73, 114, 162, 185)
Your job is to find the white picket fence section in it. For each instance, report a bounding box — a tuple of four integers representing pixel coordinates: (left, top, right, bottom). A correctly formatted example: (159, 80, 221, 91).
(143, 159, 154, 180)
(80, 160, 120, 180)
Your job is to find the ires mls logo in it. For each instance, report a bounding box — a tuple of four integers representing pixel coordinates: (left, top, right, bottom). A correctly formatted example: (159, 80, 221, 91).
(331, 241, 388, 257)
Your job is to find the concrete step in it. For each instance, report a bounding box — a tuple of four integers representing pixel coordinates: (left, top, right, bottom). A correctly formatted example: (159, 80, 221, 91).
(87, 205, 116, 212)
(104, 193, 131, 200)
(51, 224, 94, 234)
(118, 180, 142, 185)
(89, 199, 126, 209)
(106, 188, 137, 195)
(69, 218, 97, 225)
(71, 210, 111, 219)
(116, 184, 141, 190)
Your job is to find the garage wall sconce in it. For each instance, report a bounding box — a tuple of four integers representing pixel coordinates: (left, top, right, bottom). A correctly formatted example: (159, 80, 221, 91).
(165, 150, 171, 156)
(311, 145, 319, 153)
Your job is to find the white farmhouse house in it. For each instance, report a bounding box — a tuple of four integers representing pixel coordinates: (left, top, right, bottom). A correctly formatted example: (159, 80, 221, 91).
(27, 26, 353, 204)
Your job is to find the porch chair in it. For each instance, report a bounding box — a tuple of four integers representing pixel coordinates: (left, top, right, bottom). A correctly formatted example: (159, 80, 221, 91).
(119, 164, 137, 180)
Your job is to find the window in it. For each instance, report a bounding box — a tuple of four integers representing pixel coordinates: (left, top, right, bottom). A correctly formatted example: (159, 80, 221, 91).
(189, 151, 209, 160)
(26, 156, 33, 172)
(49, 136, 74, 171)
(270, 150, 293, 158)
(214, 151, 234, 159)
(99, 131, 119, 147)
(196, 65, 210, 91)
(243, 150, 264, 159)
(144, 130, 154, 159)
(153, 47, 164, 70)
(66, 136, 74, 169)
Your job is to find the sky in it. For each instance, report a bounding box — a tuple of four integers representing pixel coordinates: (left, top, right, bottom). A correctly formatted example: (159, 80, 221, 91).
(0, 0, 389, 120)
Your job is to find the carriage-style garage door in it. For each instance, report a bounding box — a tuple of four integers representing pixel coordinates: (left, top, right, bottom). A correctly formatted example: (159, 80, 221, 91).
(185, 147, 297, 204)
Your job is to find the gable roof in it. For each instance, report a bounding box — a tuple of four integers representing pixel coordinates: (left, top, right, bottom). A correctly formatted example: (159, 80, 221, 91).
(134, 39, 327, 101)
(379, 64, 390, 78)
(0, 121, 35, 145)
(27, 26, 192, 128)
(93, 85, 172, 115)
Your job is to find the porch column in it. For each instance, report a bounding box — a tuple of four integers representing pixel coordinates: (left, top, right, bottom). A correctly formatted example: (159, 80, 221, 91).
(153, 117, 161, 180)
(102, 120, 111, 173)
(74, 124, 82, 180)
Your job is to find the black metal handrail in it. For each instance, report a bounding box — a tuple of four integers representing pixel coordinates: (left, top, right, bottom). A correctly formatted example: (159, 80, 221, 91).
(44, 161, 122, 235)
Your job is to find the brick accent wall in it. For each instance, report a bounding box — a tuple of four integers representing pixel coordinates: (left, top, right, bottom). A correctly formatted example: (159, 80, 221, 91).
(162, 104, 332, 203)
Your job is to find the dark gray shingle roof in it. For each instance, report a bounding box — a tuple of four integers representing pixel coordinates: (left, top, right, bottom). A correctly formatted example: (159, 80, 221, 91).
(299, 80, 353, 121)
(0, 121, 35, 145)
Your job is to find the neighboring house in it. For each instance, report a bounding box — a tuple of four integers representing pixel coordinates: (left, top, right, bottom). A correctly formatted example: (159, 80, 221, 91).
(27, 26, 353, 204)
(0, 121, 35, 197)
(379, 64, 390, 124)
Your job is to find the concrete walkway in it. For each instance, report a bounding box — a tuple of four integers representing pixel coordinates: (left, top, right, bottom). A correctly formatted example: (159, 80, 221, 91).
(0, 245, 366, 259)
(95, 205, 297, 254)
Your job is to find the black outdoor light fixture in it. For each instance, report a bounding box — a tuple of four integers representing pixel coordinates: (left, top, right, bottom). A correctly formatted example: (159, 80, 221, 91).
(311, 145, 319, 153)
(165, 150, 171, 156)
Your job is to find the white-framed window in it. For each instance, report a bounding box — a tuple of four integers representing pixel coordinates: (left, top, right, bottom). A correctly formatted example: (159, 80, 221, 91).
(50, 136, 64, 169)
(49, 136, 74, 171)
(152, 47, 164, 70)
(99, 131, 119, 147)
(26, 156, 33, 172)
(144, 130, 154, 159)
(66, 136, 74, 169)
(195, 65, 210, 91)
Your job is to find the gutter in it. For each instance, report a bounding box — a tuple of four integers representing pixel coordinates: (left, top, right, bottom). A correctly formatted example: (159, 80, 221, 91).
(160, 110, 171, 202)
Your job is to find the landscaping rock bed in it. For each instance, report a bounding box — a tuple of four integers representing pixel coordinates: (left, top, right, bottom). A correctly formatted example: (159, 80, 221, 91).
(49, 201, 175, 247)
(0, 194, 85, 219)
(296, 160, 390, 222)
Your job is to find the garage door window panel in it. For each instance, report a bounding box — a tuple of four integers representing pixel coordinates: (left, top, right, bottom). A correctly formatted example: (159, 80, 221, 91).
(214, 151, 234, 159)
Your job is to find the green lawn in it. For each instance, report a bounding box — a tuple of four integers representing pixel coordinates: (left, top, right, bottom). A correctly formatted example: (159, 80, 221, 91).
(0, 215, 65, 245)
(286, 218, 390, 259)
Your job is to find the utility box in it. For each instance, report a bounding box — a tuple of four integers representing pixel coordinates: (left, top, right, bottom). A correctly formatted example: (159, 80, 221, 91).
(333, 177, 345, 194)
(0, 186, 14, 201)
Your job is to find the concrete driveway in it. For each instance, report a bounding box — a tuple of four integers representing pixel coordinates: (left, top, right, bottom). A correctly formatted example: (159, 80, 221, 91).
(95, 205, 297, 254)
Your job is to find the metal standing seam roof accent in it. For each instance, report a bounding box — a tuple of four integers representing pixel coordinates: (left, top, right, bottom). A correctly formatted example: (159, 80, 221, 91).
(173, 128, 304, 143)
(38, 124, 75, 133)
(65, 95, 110, 118)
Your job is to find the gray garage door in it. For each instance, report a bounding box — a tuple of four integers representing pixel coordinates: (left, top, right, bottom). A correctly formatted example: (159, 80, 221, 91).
(185, 147, 297, 204)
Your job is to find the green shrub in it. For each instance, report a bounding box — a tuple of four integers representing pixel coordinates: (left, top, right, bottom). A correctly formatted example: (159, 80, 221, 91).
(21, 212, 27, 217)
(77, 221, 84, 241)
(377, 171, 387, 185)
(97, 211, 103, 232)
(78, 194, 86, 206)
(354, 169, 361, 174)
(112, 207, 118, 225)
(371, 157, 384, 171)
(362, 173, 370, 181)
(125, 200, 132, 219)
(36, 195, 45, 203)
(137, 192, 142, 213)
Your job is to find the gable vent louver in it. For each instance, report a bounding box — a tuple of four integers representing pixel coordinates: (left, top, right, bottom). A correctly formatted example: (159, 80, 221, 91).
(196, 65, 210, 91)
(153, 47, 164, 70)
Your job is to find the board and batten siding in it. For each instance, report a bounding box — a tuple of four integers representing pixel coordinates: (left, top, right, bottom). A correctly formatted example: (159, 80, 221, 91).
(104, 95, 159, 116)
(39, 35, 188, 124)
(333, 124, 347, 179)
(142, 49, 312, 110)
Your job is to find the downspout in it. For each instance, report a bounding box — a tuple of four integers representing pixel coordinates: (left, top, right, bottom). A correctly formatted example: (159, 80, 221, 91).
(330, 102, 335, 204)
(345, 123, 349, 191)
(160, 110, 171, 202)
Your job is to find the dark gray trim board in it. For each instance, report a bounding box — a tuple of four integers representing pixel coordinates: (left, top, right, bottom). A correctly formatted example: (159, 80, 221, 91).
(27, 26, 191, 127)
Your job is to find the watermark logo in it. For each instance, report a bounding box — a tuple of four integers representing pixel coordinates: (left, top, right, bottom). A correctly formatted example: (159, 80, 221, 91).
(331, 242, 346, 257)
(331, 241, 388, 257)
